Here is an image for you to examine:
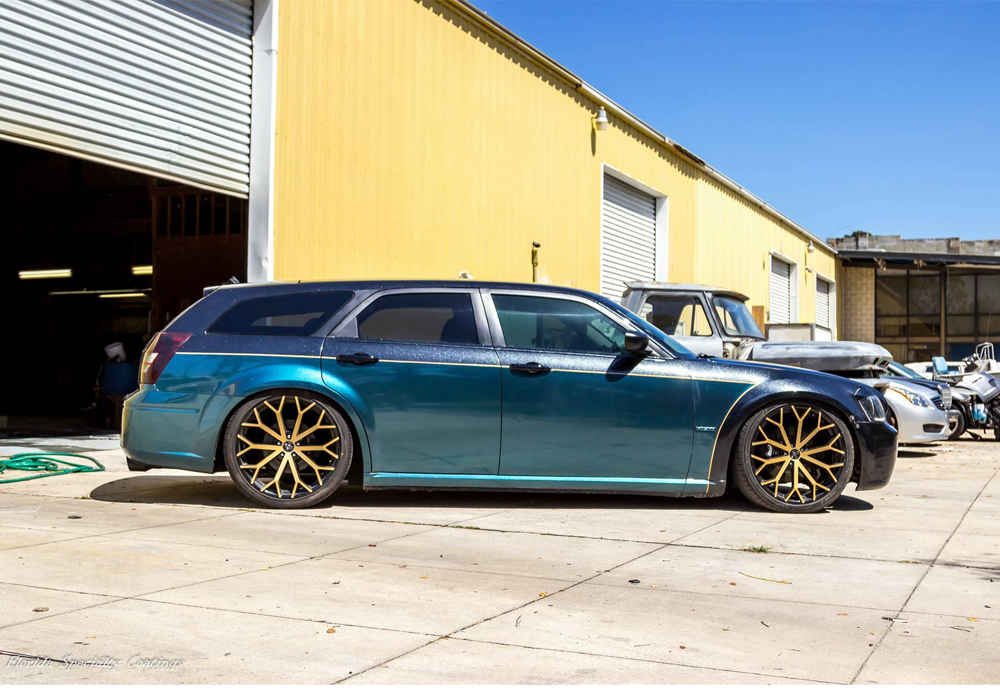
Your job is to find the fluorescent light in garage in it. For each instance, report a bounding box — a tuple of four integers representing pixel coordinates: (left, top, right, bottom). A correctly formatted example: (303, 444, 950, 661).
(98, 292, 148, 299)
(132, 265, 153, 275)
(18, 268, 72, 279)
(49, 288, 151, 296)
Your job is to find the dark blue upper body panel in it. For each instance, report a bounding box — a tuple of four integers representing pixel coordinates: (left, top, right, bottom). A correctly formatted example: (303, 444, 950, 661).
(169, 280, 697, 357)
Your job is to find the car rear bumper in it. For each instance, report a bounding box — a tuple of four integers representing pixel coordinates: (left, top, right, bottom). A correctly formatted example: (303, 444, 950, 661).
(121, 388, 240, 473)
(854, 420, 897, 491)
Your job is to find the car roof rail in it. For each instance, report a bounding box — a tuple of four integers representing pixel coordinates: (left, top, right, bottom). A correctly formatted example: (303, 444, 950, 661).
(204, 276, 242, 297)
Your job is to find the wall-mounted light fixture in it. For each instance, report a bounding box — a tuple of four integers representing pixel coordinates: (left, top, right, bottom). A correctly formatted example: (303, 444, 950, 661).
(19, 268, 72, 280)
(807, 242, 815, 253)
(132, 265, 153, 275)
(594, 106, 609, 131)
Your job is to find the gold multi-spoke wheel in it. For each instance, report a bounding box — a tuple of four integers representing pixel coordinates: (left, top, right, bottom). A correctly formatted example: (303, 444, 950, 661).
(223, 392, 353, 508)
(733, 403, 854, 513)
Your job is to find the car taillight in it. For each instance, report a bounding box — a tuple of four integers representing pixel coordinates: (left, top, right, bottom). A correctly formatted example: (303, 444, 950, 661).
(139, 332, 192, 385)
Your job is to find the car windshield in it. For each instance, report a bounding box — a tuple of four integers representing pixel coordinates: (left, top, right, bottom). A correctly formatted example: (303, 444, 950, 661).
(890, 361, 924, 380)
(599, 298, 697, 359)
(711, 295, 765, 339)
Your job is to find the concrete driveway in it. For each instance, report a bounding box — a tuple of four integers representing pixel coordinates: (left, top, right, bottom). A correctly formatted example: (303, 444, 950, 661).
(0, 437, 997, 684)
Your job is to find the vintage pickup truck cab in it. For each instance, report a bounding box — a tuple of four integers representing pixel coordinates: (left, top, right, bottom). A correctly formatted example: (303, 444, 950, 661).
(619, 282, 890, 377)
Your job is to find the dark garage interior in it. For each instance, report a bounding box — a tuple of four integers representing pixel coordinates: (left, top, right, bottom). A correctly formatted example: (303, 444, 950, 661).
(0, 141, 247, 436)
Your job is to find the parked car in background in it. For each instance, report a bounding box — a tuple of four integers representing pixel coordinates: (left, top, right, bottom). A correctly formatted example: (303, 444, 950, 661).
(620, 282, 891, 380)
(927, 355, 1000, 441)
(863, 377, 951, 444)
(885, 361, 966, 439)
(123, 281, 897, 514)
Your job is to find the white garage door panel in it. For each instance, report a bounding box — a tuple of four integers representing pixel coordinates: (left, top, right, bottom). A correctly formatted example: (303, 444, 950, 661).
(0, 0, 252, 196)
(816, 278, 831, 329)
(770, 257, 792, 325)
(601, 175, 657, 303)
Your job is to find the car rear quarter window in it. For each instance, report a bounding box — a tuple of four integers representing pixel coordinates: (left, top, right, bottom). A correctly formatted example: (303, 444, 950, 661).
(209, 291, 353, 336)
(353, 293, 479, 345)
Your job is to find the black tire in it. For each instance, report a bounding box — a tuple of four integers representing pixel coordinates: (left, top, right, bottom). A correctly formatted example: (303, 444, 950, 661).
(732, 402, 855, 514)
(223, 391, 354, 509)
(947, 409, 966, 441)
(886, 406, 898, 431)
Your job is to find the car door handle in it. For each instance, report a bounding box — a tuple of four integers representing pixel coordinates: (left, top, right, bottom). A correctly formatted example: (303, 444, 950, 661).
(336, 352, 379, 365)
(509, 362, 550, 375)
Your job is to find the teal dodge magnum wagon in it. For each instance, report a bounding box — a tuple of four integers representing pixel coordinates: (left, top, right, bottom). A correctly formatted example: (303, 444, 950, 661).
(122, 281, 897, 513)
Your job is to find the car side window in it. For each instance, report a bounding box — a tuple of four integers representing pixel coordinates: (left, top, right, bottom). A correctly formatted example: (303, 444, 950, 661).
(352, 293, 479, 345)
(209, 291, 354, 336)
(640, 294, 713, 337)
(492, 294, 625, 354)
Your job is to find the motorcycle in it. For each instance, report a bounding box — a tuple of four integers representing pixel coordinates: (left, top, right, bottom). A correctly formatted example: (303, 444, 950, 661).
(930, 346, 1000, 440)
(971, 342, 1000, 381)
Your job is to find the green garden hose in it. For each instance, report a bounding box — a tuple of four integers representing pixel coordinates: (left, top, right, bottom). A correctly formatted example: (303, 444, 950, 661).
(0, 453, 105, 484)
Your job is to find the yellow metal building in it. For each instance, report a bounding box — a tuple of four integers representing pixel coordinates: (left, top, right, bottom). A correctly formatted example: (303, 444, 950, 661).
(270, 0, 840, 334)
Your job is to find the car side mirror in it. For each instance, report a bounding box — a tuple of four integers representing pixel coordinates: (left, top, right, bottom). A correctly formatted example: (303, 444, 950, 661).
(623, 331, 651, 356)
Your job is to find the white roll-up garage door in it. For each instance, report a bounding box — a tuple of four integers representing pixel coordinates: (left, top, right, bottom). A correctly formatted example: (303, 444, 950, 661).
(769, 256, 792, 324)
(0, 0, 253, 196)
(601, 174, 657, 303)
(816, 277, 831, 329)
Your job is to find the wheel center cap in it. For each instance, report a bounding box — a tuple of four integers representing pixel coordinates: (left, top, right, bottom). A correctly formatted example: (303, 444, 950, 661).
(789, 449, 801, 460)
(283, 442, 295, 453)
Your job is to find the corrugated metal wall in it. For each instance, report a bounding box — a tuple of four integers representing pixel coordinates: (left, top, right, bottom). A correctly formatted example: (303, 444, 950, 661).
(273, 0, 838, 329)
(0, 0, 253, 196)
(273, 0, 697, 290)
(693, 174, 839, 333)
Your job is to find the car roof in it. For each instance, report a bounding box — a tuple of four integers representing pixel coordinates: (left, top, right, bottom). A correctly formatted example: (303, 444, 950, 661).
(622, 281, 750, 301)
(209, 279, 613, 299)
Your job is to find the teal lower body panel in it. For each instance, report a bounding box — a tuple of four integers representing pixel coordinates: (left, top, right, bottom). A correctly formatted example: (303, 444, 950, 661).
(122, 389, 242, 473)
(365, 471, 709, 496)
(685, 380, 757, 496)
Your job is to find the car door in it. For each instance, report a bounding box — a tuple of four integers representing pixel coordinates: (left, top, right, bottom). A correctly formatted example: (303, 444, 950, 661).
(321, 289, 501, 475)
(483, 290, 694, 482)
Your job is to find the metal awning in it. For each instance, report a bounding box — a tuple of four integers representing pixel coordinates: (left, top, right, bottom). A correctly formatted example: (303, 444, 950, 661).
(838, 250, 1000, 267)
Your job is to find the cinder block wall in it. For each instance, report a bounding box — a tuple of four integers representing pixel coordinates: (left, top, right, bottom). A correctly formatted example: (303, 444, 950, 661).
(842, 267, 875, 342)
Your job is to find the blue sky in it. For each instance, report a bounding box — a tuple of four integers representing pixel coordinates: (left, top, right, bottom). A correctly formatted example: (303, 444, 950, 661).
(475, 1, 1000, 241)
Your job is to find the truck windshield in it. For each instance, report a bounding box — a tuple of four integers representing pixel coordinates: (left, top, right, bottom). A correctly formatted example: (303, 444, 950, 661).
(597, 297, 696, 359)
(712, 295, 765, 339)
(617, 305, 697, 359)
